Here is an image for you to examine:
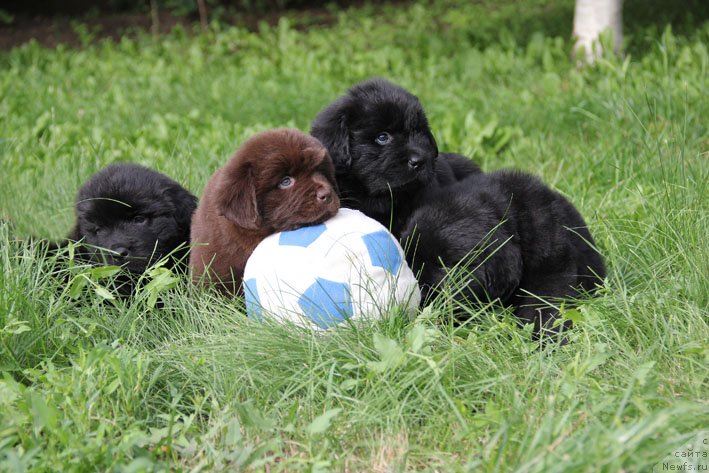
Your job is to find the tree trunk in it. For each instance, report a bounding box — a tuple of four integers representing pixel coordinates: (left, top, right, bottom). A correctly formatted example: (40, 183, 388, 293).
(150, 0, 160, 38)
(573, 0, 623, 64)
(197, 0, 209, 32)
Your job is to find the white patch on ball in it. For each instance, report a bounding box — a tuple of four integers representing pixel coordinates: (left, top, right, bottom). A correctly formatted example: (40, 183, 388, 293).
(243, 208, 420, 329)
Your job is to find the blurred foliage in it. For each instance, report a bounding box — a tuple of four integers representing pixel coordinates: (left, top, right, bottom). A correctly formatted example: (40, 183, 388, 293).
(1, 0, 707, 59)
(2, 0, 707, 29)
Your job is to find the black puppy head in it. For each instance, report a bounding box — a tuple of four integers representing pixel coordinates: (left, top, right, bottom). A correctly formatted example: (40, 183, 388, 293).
(311, 78, 439, 196)
(72, 163, 197, 273)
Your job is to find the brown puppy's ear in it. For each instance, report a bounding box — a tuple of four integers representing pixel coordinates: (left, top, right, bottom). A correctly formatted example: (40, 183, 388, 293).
(220, 164, 261, 230)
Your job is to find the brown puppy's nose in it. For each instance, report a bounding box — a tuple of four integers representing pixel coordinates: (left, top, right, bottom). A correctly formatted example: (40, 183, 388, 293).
(316, 187, 332, 203)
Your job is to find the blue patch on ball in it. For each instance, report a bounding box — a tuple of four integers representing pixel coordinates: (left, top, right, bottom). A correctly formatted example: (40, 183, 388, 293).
(361, 230, 402, 274)
(298, 277, 353, 329)
(278, 223, 327, 248)
(243, 278, 264, 321)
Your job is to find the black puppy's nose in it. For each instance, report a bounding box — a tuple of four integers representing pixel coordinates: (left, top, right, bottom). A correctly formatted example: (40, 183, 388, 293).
(112, 246, 130, 258)
(408, 155, 426, 171)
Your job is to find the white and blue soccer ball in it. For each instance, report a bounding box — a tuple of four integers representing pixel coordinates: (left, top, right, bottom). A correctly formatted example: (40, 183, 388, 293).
(243, 208, 420, 329)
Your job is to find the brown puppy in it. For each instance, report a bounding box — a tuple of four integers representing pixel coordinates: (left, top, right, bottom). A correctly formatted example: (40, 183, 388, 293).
(190, 128, 340, 294)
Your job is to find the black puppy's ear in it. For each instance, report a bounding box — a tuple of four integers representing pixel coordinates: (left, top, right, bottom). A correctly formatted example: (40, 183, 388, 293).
(311, 98, 352, 171)
(164, 185, 198, 234)
(220, 164, 261, 230)
(67, 224, 81, 241)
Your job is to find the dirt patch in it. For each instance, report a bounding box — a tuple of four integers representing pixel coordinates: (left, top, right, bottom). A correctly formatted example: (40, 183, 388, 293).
(1, 12, 181, 50)
(0, 11, 329, 50)
(0, 2, 380, 50)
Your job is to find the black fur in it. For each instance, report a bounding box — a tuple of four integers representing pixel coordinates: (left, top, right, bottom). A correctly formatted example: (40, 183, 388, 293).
(401, 170, 606, 335)
(58, 163, 197, 282)
(311, 78, 480, 235)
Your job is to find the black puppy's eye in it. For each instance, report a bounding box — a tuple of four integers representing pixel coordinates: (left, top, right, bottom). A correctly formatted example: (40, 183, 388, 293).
(278, 176, 294, 189)
(132, 215, 147, 224)
(375, 132, 392, 145)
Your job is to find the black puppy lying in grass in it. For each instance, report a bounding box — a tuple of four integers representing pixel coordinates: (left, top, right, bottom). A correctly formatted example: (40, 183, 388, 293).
(48, 163, 197, 295)
(311, 77, 605, 337)
(401, 171, 606, 337)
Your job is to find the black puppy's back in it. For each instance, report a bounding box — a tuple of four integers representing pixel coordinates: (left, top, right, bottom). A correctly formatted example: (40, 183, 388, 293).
(401, 170, 605, 334)
(436, 152, 482, 186)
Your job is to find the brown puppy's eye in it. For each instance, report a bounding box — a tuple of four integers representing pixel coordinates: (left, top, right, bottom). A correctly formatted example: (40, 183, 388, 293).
(375, 132, 392, 145)
(278, 176, 294, 189)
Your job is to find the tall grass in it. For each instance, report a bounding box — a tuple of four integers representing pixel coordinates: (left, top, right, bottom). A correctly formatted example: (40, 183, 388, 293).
(1, 1, 707, 471)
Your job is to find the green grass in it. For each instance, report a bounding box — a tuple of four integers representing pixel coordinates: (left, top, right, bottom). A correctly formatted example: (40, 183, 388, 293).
(1, 0, 708, 471)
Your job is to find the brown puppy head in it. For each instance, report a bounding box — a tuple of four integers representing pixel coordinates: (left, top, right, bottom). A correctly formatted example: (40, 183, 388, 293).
(218, 128, 340, 233)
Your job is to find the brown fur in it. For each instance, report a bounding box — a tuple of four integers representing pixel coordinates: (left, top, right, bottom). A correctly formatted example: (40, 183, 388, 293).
(190, 128, 340, 294)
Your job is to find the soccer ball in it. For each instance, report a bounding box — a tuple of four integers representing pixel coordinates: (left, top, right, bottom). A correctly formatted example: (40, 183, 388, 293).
(243, 208, 420, 329)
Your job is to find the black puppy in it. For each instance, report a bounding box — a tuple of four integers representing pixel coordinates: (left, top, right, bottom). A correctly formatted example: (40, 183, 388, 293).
(311, 78, 480, 235)
(52, 163, 197, 291)
(400, 170, 605, 336)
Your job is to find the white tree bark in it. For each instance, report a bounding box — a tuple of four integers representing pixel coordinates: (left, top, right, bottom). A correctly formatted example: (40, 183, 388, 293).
(573, 0, 623, 63)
